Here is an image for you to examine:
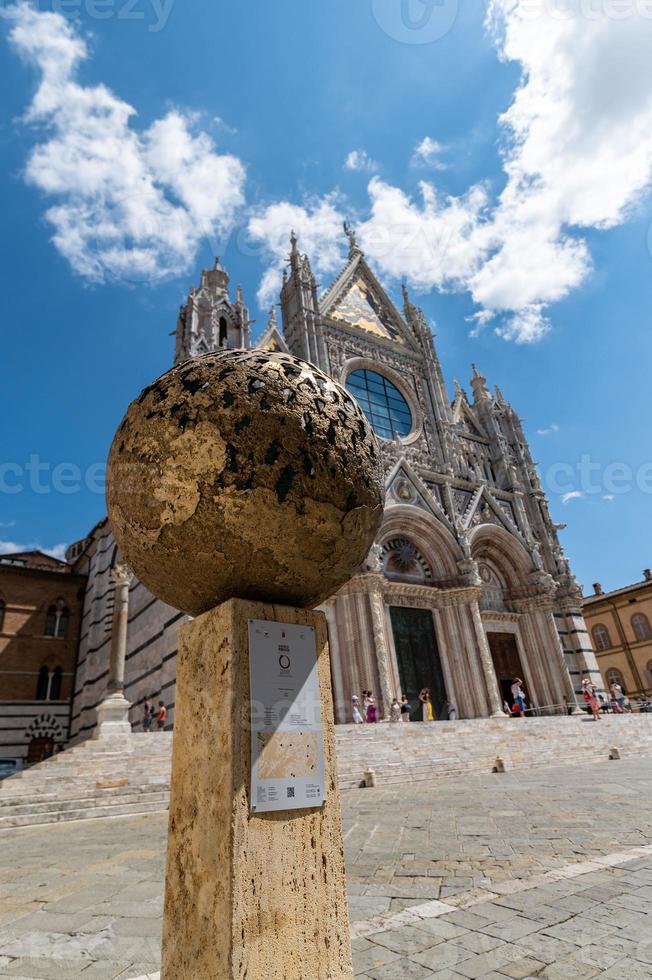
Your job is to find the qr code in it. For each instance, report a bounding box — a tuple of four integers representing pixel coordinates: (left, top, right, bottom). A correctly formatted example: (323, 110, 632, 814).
(287, 786, 295, 799)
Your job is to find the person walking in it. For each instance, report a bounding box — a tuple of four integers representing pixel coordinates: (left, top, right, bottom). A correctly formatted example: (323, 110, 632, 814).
(390, 698, 402, 723)
(351, 695, 365, 725)
(365, 693, 377, 724)
(400, 694, 412, 722)
(511, 678, 527, 717)
(143, 700, 153, 733)
(419, 688, 434, 721)
(446, 700, 457, 721)
(156, 700, 167, 731)
(610, 682, 627, 713)
(581, 678, 601, 720)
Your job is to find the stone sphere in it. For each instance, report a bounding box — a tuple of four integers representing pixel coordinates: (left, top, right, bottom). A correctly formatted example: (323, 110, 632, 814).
(106, 349, 385, 615)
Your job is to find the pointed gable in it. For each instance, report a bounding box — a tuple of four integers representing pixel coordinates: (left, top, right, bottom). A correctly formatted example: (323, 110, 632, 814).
(320, 254, 418, 350)
(330, 274, 403, 342)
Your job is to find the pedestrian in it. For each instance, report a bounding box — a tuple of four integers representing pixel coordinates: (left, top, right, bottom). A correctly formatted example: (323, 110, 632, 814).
(446, 700, 457, 721)
(365, 693, 377, 723)
(390, 697, 402, 723)
(511, 678, 527, 717)
(351, 695, 365, 725)
(610, 682, 627, 713)
(143, 699, 153, 733)
(400, 694, 412, 722)
(156, 700, 167, 731)
(581, 678, 601, 720)
(419, 688, 434, 721)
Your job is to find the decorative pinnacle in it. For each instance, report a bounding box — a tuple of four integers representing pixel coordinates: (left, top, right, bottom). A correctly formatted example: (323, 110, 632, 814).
(290, 229, 298, 252)
(268, 305, 278, 328)
(343, 220, 360, 257)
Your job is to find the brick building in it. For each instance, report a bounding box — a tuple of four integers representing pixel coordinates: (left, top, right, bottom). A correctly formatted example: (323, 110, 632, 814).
(583, 570, 652, 700)
(0, 550, 86, 772)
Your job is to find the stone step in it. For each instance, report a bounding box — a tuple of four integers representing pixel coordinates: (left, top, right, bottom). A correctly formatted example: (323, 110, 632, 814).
(0, 796, 171, 829)
(1, 716, 651, 828)
(0, 788, 169, 816)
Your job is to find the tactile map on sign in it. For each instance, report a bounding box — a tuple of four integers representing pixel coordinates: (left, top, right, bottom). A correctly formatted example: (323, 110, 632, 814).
(248, 620, 326, 813)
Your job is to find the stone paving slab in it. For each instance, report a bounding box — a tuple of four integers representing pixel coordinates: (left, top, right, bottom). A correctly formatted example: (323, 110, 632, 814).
(1, 758, 652, 978)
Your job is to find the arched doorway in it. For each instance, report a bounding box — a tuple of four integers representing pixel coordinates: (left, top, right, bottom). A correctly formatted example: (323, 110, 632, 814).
(379, 529, 449, 721)
(26, 737, 55, 765)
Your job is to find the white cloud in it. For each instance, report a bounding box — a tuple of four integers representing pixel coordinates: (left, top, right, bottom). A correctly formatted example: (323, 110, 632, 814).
(603, 494, 615, 502)
(4, 3, 246, 284)
(536, 423, 559, 436)
(250, 2, 652, 341)
(344, 150, 378, 173)
(247, 194, 347, 306)
(0, 521, 17, 528)
(411, 136, 447, 169)
(0, 540, 68, 560)
(561, 490, 585, 505)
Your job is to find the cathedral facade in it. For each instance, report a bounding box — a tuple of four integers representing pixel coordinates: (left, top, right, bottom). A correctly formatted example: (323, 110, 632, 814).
(67, 230, 601, 736)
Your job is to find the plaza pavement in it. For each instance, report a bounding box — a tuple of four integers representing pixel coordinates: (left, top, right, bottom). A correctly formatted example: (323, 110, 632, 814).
(0, 757, 652, 978)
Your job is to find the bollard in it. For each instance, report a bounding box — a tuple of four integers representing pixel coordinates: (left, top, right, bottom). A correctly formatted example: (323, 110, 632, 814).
(364, 768, 376, 788)
(493, 757, 506, 773)
(609, 746, 621, 760)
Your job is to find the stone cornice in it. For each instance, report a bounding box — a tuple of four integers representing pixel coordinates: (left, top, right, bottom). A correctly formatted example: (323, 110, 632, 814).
(335, 572, 482, 608)
(480, 610, 521, 624)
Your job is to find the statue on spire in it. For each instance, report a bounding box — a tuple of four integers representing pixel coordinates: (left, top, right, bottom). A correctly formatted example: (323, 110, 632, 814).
(343, 221, 360, 257)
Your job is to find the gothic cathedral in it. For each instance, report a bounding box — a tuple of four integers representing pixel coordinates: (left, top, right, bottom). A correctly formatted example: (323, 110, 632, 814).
(68, 229, 601, 734)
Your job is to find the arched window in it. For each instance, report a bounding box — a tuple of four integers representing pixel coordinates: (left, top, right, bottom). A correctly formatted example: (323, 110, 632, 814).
(36, 665, 63, 701)
(36, 666, 49, 700)
(606, 668, 626, 693)
(50, 666, 63, 701)
(218, 316, 228, 346)
(0, 598, 4, 631)
(632, 613, 652, 642)
(345, 369, 412, 441)
(593, 624, 612, 652)
(44, 599, 69, 638)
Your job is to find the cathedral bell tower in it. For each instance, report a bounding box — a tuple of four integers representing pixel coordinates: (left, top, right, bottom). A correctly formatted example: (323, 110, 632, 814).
(174, 258, 251, 364)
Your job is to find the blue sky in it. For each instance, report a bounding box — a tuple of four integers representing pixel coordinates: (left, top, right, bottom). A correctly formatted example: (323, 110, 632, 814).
(1, 0, 651, 592)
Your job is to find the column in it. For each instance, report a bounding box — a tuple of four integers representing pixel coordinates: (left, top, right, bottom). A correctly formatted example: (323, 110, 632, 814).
(368, 589, 394, 720)
(469, 600, 506, 717)
(542, 608, 583, 713)
(94, 563, 134, 738)
(161, 598, 353, 980)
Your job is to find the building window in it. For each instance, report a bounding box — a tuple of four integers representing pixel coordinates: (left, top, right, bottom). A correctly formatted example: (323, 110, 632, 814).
(593, 624, 612, 651)
(0, 598, 4, 631)
(44, 599, 69, 638)
(632, 613, 652, 642)
(345, 369, 412, 441)
(606, 668, 626, 692)
(36, 665, 64, 701)
(218, 316, 228, 346)
(50, 666, 63, 700)
(36, 666, 49, 700)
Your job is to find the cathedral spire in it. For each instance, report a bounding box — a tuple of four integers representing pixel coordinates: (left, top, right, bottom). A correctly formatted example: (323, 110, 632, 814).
(174, 258, 250, 364)
(470, 363, 490, 402)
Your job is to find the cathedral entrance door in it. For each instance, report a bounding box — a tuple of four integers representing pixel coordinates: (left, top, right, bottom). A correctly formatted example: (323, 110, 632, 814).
(487, 632, 526, 706)
(389, 607, 447, 721)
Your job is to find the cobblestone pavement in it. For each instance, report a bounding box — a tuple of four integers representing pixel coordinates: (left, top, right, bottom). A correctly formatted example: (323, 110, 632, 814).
(0, 758, 651, 978)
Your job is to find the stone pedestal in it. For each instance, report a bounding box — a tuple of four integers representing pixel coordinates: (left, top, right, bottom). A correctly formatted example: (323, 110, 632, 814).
(160, 598, 353, 980)
(94, 693, 132, 738)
